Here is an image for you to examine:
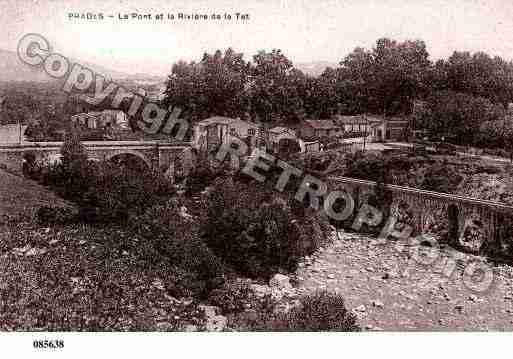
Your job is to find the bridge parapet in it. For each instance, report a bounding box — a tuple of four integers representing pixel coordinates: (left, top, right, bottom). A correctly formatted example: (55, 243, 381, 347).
(0, 141, 193, 177)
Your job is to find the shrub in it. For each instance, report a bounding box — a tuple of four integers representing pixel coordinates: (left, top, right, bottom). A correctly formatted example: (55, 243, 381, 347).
(128, 201, 226, 298)
(207, 280, 254, 314)
(184, 154, 223, 195)
(43, 134, 92, 202)
(22, 151, 38, 179)
(41, 146, 175, 223)
(475, 163, 502, 175)
(282, 291, 360, 331)
(344, 151, 384, 182)
(232, 291, 360, 331)
(201, 177, 329, 279)
(88, 163, 175, 222)
(420, 162, 462, 193)
(36, 206, 77, 226)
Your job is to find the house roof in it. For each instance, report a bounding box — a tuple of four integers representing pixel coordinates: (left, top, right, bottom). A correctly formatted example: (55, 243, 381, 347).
(365, 115, 408, 124)
(333, 115, 369, 125)
(71, 113, 98, 120)
(303, 119, 339, 130)
(197, 116, 258, 129)
(197, 116, 238, 126)
(269, 126, 294, 134)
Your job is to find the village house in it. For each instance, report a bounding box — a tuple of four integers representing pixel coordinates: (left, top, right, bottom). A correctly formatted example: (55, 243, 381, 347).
(0, 123, 28, 143)
(333, 115, 373, 135)
(268, 126, 320, 154)
(193, 116, 259, 154)
(193, 117, 323, 156)
(71, 110, 129, 130)
(268, 126, 297, 151)
(298, 119, 341, 140)
(367, 115, 410, 142)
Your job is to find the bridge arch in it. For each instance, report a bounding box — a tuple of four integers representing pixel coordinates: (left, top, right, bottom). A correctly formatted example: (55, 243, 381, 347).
(104, 150, 152, 171)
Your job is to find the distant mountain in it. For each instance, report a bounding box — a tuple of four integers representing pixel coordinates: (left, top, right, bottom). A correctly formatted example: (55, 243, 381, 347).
(295, 61, 338, 76)
(0, 49, 165, 84)
(0, 48, 335, 84)
(0, 49, 53, 82)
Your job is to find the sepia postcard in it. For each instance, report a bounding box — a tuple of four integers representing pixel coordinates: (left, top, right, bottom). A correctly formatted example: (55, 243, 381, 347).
(0, 0, 513, 357)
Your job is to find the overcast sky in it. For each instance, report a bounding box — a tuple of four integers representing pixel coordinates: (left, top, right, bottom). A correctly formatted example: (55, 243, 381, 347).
(1, 0, 513, 76)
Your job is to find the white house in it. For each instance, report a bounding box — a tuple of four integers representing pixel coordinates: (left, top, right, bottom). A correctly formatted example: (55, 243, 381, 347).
(71, 110, 129, 130)
(193, 116, 258, 154)
(0, 124, 28, 144)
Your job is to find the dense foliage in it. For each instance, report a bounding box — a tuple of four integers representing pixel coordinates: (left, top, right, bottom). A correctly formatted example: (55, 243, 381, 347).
(29, 135, 175, 223)
(201, 176, 330, 279)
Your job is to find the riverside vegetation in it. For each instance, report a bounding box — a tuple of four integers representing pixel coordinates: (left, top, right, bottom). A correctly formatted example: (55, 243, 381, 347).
(0, 134, 359, 331)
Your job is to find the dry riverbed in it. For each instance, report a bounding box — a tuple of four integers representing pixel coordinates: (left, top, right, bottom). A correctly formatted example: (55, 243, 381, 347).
(296, 231, 513, 330)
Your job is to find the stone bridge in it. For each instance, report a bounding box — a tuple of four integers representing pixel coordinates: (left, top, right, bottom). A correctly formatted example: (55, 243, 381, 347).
(328, 176, 513, 255)
(0, 141, 194, 179)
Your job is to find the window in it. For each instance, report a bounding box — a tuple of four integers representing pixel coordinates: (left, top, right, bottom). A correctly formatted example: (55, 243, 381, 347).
(248, 128, 256, 136)
(230, 128, 236, 135)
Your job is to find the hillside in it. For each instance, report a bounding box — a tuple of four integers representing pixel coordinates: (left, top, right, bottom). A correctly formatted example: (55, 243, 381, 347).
(0, 169, 74, 218)
(0, 49, 146, 82)
(0, 49, 53, 82)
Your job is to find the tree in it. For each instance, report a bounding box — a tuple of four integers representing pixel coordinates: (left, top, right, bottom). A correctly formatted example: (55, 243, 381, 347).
(433, 51, 513, 108)
(339, 38, 431, 116)
(247, 49, 302, 122)
(419, 90, 505, 145)
(164, 48, 250, 121)
(57, 132, 91, 200)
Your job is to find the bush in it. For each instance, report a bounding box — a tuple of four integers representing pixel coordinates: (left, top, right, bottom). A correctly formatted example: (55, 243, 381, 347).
(88, 163, 175, 222)
(41, 137, 175, 223)
(232, 291, 360, 331)
(128, 201, 226, 298)
(207, 280, 254, 314)
(283, 291, 360, 331)
(42, 134, 92, 202)
(184, 154, 224, 195)
(22, 151, 38, 179)
(475, 163, 502, 175)
(36, 206, 77, 226)
(201, 177, 329, 279)
(344, 151, 385, 182)
(420, 161, 462, 193)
